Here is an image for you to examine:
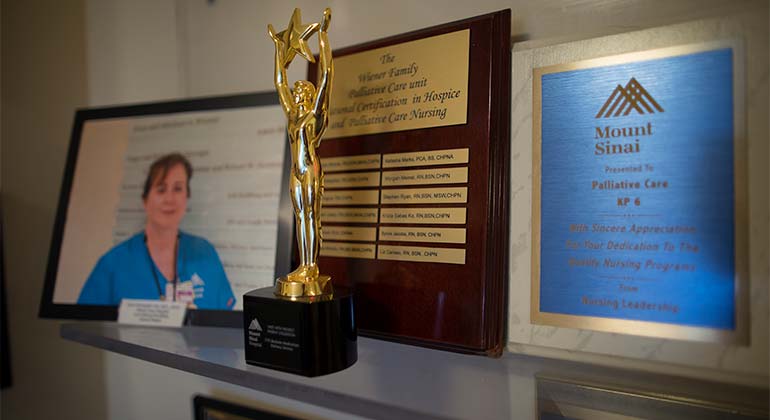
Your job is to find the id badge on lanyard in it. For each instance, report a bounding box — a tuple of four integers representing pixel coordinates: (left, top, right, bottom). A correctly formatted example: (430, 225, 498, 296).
(163, 283, 174, 302)
(175, 280, 194, 304)
(162, 281, 194, 304)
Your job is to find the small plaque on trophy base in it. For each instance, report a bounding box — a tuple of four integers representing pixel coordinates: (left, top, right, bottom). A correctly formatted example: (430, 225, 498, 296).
(243, 286, 356, 377)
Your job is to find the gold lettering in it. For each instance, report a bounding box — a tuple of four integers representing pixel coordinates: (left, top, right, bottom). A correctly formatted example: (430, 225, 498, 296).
(377, 245, 465, 264)
(380, 187, 467, 204)
(382, 148, 469, 168)
(326, 30, 469, 138)
(381, 167, 468, 186)
(379, 227, 466, 244)
(321, 241, 376, 259)
(380, 207, 466, 224)
(322, 154, 381, 172)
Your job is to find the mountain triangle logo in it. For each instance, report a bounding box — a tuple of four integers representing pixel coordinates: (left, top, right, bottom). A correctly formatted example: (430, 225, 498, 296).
(595, 78, 663, 118)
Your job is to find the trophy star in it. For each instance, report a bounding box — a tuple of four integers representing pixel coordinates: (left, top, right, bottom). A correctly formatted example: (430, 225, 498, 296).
(276, 8, 320, 66)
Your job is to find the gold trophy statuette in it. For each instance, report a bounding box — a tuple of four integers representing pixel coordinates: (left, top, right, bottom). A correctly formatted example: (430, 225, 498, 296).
(269, 8, 333, 298)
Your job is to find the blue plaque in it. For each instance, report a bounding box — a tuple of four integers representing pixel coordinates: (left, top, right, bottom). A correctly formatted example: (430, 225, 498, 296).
(532, 42, 747, 342)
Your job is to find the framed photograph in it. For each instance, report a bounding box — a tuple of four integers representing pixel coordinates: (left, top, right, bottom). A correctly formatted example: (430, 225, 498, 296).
(1, 203, 11, 388)
(193, 395, 298, 420)
(536, 374, 767, 419)
(39, 92, 292, 326)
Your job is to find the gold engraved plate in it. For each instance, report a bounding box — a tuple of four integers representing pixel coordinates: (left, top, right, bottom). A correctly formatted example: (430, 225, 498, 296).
(322, 154, 381, 172)
(326, 30, 470, 138)
(323, 189, 380, 205)
(382, 148, 469, 168)
(380, 207, 466, 224)
(323, 226, 377, 242)
(321, 241, 376, 259)
(381, 167, 468, 186)
(379, 227, 466, 244)
(321, 207, 379, 223)
(325, 171, 381, 188)
(378, 245, 465, 264)
(380, 187, 467, 204)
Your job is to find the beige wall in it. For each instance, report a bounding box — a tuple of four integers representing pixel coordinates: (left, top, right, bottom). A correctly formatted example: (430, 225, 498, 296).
(86, 0, 183, 106)
(1, 0, 107, 419)
(179, 0, 752, 97)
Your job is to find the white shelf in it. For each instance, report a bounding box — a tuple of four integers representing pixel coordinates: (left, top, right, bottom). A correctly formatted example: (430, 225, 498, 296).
(61, 323, 767, 420)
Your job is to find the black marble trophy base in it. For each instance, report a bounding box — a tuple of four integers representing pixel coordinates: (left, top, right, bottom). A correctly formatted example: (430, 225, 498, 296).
(243, 286, 357, 377)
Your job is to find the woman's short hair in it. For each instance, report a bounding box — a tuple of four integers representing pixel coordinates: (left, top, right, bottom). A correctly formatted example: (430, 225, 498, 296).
(141, 153, 193, 199)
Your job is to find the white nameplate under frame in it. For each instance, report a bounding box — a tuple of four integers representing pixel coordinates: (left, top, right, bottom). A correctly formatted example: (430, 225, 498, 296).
(118, 299, 187, 327)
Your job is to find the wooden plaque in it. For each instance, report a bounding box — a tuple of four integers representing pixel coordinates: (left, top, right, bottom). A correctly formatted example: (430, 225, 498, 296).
(306, 10, 510, 355)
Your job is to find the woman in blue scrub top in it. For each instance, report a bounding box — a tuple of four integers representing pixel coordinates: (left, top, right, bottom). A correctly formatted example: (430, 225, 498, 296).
(78, 153, 236, 310)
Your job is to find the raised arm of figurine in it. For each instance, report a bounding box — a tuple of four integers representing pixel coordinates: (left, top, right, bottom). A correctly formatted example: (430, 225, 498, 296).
(312, 8, 333, 141)
(268, 24, 293, 116)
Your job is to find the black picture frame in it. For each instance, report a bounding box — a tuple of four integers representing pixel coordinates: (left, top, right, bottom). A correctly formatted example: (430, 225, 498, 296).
(536, 374, 768, 419)
(38, 92, 293, 327)
(193, 395, 298, 420)
(1, 200, 11, 388)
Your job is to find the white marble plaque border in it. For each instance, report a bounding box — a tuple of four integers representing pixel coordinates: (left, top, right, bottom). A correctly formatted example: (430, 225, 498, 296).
(508, 16, 768, 386)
